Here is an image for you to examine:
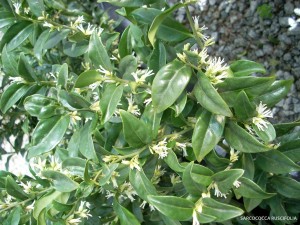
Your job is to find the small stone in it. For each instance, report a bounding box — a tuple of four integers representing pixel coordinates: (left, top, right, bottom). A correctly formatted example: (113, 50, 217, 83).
(250, 1, 258, 14)
(230, 15, 238, 23)
(263, 44, 273, 55)
(255, 49, 264, 57)
(279, 17, 290, 26)
(284, 2, 294, 14)
(276, 99, 284, 107)
(209, 0, 216, 6)
(248, 30, 258, 39)
(211, 32, 219, 42)
(283, 53, 292, 61)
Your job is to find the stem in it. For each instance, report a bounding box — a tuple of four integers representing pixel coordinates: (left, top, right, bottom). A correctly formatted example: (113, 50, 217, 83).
(184, 5, 204, 49)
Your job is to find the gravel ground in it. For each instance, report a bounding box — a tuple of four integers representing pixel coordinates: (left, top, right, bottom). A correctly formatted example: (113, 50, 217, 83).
(171, 0, 300, 122)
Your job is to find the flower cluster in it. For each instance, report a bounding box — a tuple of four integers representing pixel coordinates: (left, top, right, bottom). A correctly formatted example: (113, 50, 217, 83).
(252, 102, 273, 131)
(149, 139, 170, 159)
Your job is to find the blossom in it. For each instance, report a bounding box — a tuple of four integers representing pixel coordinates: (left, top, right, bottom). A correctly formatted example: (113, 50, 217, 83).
(69, 111, 81, 125)
(170, 174, 181, 185)
(120, 182, 137, 202)
(90, 101, 100, 111)
(43, 21, 54, 29)
(151, 165, 166, 185)
(140, 200, 155, 211)
(31, 157, 47, 171)
(127, 95, 140, 116)
(13, 2, 21, 14)
(149, 139, 169, 159)
(77, 23, 95, 35)
(131, 68, 154, 85)
(25, 201, 35, 212)
(252, 102, 273, 131)
(49, 155, 62, 171)
(213, 183, 227, 198)
(66, 215, 82, 225)
(175, 142, 190, 157)
(20, 181, 32, 194)
(75, 201, 92, 219)
(122, 155, 141, 171)
(24, 7, 30, 14)
(233, 180, 241, 188)
(205, 57, 229, 84)
(229, 147, 239, 162)
(192, 201, 204, 225)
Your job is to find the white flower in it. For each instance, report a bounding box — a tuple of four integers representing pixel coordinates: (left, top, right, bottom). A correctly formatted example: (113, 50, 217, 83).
(288, 17, 298, 31)
(127, 95, 140, 116)
(75, 16, 85, 25)
(66, 215, 82, 225)
(131, 68, 154, 85)
(90, 101, 100, 111)
(43, 21, 54, 29)
(252, 102, 273, 131)
(294, 8, 300, 16)
(111, 171, 120, 188)
(20, 181, 32, 194)
(13, 2, 21, 14)
(122, 155, 141, 171)
(31, 157, 47, 171)
(49, 155, 62, 171)
(25, 201, 35, 212)
(120, 182, 137, 202)
(205, 57, 229, 84)
(149, 139, 169, 159)
(175, 142, 190, 157)
(151, 165, 166, 185)
(229, 147, 239, 162)
(233, 180, 241, 188)
(192, 201, 204, 225)
(213, 183, 227, 198)
(24, 7, 30, 14)
(77, 23, 95, 35)
(75, 201, 92, 219)
(97, 65, 114, 77)
(170, 174, 181, 185)
(144, 97, 152, 106)
(69, 111, 81, 125)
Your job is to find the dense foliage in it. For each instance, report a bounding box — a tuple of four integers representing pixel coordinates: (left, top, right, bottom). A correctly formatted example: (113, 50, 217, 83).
(0, 0, 299, 224)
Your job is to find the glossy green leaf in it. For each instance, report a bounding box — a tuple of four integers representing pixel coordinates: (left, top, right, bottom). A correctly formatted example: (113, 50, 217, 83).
(148, 3, 184, 46)
(0, 21, 31, 51)
(194, 74, 232, 117)
(118, 26, 131, 58)
(6, 24, 34, 51)
(278, 139, 300, 162)
(234, 177, 275, 199)
(24, 94, 61, 119)
(131, 8, 192, 43)
(3, 206, 21, 225)
(192, 110, 225, 162)
(28, 115, 70, 158)
(241, 154, 255, 179)
(255, 150, 300, 174)
(34, 29, 50, 61)
(58, 90, 90, 110)
(52, 200, 73, 212)
(63, 39, 88, 56)
(6, 176, 28, 200)
(42, 170, 78, 192)
(120, 110, 151, 147)
(1, 45, 18, 76)
(194, 212, 216, 224)
(75, 70, 102, 88)
(33, 190, 62, 219)
(148, 195, 194, 221)
(230, 60, 266, 77)
(43, 29, 70, 49)
(271, 176, 300, 199)
(255, 80, 293, 107)
(26, 0, 45, 16)
(201, 198, 244, 222)
(233, 91, 256, 120)
(99, 0, 157, 7)
(62, 157, 86, 176)
(170, 91, 187, 117)
(129, 168, 157, 201)
(100, 84, 124, 123)
(274, 121, 300, 137)
(0, 83, 30, 113)
(18, 53, 37, 82)
(141, 105, 163, 139)
(79, 120, 98, 161)
(253, 121, 276, 142)
(57, 63, 68, 89)
(98, 163, 119, 186)
(113, 198, 141, 225)
(0, 11, 15, 29)
(164, 151, 185, 172)
(225, 121, 271, 153)
(190, 163, 214, 187)
(160, 213, 182, 225)
(152, 60, 192, 113)
(88, 31, 112, 70)
(148, 41, 167, 73)
(119, 55, 137, 80)
(212, 169, 244, 194)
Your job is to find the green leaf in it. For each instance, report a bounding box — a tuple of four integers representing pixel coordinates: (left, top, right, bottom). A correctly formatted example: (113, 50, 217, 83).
(230, 60, 266, 77)
(164, 150, 185, 172)
(6, 24, 34, 51)
(201, 198, 244, 222)
(120, 110, 151, 147)
(3, 206, 21, 225)
(119, 55, 137, 80)
(0, 21, 31, 51)
(0, 83, 30, 113)
(131, 8, 192, 43)
(255, 80, 293, 107)
(100, 84, 124, 123)
(192, 110, 225, 162)
(148, 3, 184, 46)
(253, 121, 276, 142)
(43, 29, 70, 49)
(98, 163, 119, 186)
(118, 26, 131, 58)
(99, 0, 157, 7)
(225, 121, 271, 153)
(255, 150, 300, 174)
(190, 163, 214, 187)
(278, 139, 300, 162)
(57, 63, 68, 89)
(129, 169, 157, 201)
(194, 73, 232, 117)
(241, 154, 255, 179)
(0, 11, 15, 29)
(147, 195, 194, 221)
(52, 200, 73, 212)
(234, 177, 275, 199)
(63, 40, 89, 57)
(170, 91, 187, 117)
(79, 120, 98, 161)
(6, 176, 28, 200)
(42, 170, 79, 192)
(26, 0, 45, 16)
(233, 91, 256, 120)
(34, 29, 50, 61)
(28, 115, 70, 158)
(152, 60, 192, 113)
(33, 190, 62, 219)
(88, 31, 112, 70)
(62, 157, 86, 176)
(148, 41, 167, 73)
(274, 121, 300, 137)
(18, 53, 37, 82)
(75, 70, 102, 88)
(212, 169, 244, 194)
(113, 198, 141, 225)
(1, 45, 18, 76)
(141, 105, 163, 139)
(24, 94, 61, 119)
(271, 176, 300, 199)
(58, 90, 90, 110)
(194, 212, 216, 224)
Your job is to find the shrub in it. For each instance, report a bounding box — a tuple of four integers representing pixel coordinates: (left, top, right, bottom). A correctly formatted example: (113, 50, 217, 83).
(0, 0, 299, 224)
